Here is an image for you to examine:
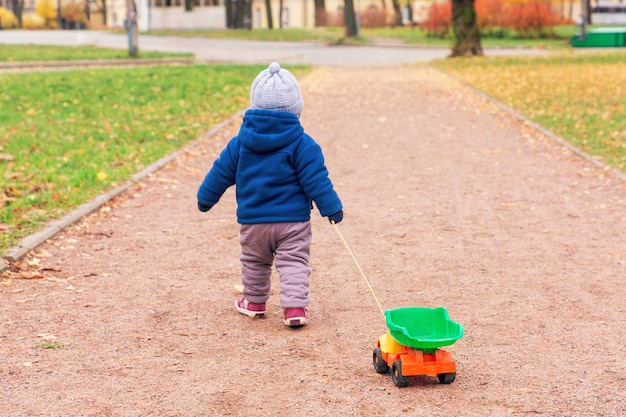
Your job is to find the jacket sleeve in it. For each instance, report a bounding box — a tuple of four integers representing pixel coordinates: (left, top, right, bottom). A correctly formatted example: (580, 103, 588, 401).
(293, 136, 342, 217)
(197, 138, 240, 207)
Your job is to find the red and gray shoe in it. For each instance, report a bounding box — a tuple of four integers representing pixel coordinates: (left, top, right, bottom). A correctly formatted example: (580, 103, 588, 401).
(283, 308, 308, 328)
(235, 295, 265, 318)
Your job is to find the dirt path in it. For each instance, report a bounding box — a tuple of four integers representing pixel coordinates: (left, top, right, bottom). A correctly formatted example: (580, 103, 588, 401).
(1, 65, 625, 417)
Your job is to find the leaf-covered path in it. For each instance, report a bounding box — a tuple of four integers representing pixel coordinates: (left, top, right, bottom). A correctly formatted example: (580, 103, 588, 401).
(1, 65, 625, 416)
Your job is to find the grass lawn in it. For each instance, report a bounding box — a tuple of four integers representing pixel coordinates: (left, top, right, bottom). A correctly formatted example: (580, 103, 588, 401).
(145, 25, 578, 49)
(1, 41, 624, 256)
(431, 52, 626, 173)
(0, 44, 193, 62)
(145, 27, 345, 43)
(0, 64, 309, 253)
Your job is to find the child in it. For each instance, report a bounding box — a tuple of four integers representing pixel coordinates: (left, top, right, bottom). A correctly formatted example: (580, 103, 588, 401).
(197, 62, 343, 328)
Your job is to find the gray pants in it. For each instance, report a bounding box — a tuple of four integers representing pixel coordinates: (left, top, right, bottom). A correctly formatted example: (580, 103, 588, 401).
(240, 222, 312, 309)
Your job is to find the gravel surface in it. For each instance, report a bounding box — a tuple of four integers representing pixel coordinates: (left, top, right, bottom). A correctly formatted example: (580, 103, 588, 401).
(1, 65, 625, 416)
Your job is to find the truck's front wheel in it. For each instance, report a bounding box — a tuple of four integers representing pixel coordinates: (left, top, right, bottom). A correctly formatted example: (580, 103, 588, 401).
(373, 348, 389, 374)
(391, 360, 410, 387)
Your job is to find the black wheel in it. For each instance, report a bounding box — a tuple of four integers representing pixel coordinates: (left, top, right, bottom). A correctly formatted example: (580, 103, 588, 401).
(437, 372, 456, 384)
(373, 348, 389, 374)
(391, 360, 410, 387)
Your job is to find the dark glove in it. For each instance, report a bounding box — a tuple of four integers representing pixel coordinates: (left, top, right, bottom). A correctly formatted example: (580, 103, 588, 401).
(198, 201, 213, 212)
(328, 210, 343, 224)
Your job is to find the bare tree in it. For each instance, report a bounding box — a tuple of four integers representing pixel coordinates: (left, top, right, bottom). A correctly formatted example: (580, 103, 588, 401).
(265, 0, 273, 29)
(344, 0, 357, 37)
(11, 0, 24, 28)
(314, 0, 326, 26)
(392, 0, 402, 26)
(450, 0, 483, 57)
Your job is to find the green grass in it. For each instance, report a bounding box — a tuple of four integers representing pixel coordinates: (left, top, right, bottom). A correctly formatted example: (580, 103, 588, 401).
(40, 342, 63, 349)
(144, 27, 345, 43)
(146, 25, 578, 49)
(362, 24, 577, 48)
(0, 64, 310, 253)
(431, 52, 626, 172)
(0, 44, 193, 62)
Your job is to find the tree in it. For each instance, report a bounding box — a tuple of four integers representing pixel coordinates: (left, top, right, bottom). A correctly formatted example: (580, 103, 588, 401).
(225, 0, 251, 29)
(450, 0, 483, 57)
(392, 0, 402, 26)
(61, 0, 87, 28)
(582, 0, 591, 24)
(264, 0, 273, 29)
(11, 0, 23, 28)
(279, 0, 283, 28)
(125, 0, 138, 56)
(314, 0, 326, 26)
(35, 0, 57, 26)
(344, 0, 358, 37)
(96, 0, 108, 26)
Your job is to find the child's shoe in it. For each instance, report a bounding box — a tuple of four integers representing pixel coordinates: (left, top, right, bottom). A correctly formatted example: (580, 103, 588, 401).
(235, 295, 265, 318)
(283, 308, 308, 327)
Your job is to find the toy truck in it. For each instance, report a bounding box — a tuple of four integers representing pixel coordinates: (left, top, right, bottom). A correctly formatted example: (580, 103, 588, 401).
(373, 306, 464, 387)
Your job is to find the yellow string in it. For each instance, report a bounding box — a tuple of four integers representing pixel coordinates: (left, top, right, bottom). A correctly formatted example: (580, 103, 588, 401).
(331, 221, 385, 317)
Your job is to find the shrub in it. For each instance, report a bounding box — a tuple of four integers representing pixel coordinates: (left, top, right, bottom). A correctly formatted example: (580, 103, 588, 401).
(423, 0, 564, 39)
(422, 2, 452, 38)
(22, 13, 46, 29)
(504, 0, 563, 38)
(36, 0, 58, 26)
(360, 6, 389, 29)
(61, 1, 87, 24)
(476, 0, 507, 37)
(0, 7, 18, 28)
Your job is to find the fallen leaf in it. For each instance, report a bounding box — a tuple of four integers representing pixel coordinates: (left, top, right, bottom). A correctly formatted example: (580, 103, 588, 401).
(0, 153, 14, 161)
(45, 277, 69, 283)
(27, 258, 41, 267)
(233, 284, 243, 293)
(17, 271, 43, 280)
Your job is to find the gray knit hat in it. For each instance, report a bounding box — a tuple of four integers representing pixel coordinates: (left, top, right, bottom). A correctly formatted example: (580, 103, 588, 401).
(250, 62, 303, 115)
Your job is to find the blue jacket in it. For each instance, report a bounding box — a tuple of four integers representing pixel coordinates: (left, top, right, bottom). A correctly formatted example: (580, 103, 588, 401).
(197, 109, 342, 224)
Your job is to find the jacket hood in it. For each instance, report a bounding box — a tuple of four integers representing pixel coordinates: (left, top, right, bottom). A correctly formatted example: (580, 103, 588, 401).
(238, 109, 304, 153)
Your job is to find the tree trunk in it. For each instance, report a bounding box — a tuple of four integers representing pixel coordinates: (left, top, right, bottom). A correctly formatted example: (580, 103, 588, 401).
(583, 0, 591, 24)
(450, 0, 483, 57)
(236, 0, 245, 28)
(11, 0, 24, 28)
(314, 0, 326, 26)
(393, 0, 402, 26)
(225, 0, 233, 28)
(265, 0, 273, 29)
(279, 0, 283, 28)
(126, 0, 138, 56)
(102, 0, 108, 26)
(344, 0, 357, 37)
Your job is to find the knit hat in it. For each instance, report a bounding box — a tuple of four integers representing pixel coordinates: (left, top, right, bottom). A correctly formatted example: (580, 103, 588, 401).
(250, 62, 303, 115)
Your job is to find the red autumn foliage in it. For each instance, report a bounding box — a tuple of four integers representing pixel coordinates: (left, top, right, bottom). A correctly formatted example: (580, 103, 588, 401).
(422, 0, 565, 39)
(422, 2, 452, 37)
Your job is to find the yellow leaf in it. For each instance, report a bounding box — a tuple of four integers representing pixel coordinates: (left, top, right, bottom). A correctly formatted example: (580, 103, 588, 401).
(96, 172, 108, 181)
